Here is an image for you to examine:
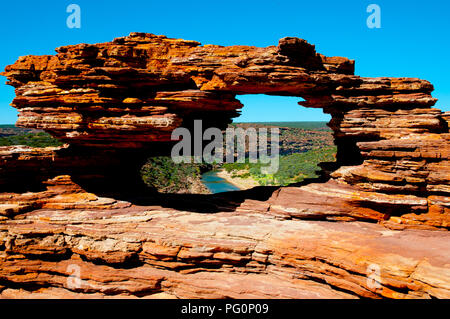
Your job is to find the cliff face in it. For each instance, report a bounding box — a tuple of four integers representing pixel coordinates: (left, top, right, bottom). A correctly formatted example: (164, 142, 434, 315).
(0, 33, 449, 299)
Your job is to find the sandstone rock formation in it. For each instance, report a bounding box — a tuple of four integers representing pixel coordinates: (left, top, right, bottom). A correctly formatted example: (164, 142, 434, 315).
(0, 33, 449, 298)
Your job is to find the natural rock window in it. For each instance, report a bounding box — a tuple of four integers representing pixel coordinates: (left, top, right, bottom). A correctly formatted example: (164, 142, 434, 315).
(0, 33, 449, 299)
(0, 33, 447, 226)
(138, 94, 336, 195)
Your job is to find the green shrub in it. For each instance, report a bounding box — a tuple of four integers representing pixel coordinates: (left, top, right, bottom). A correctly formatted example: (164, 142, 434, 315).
(0, 132, 63, 147)
(140, 156, 204, 193)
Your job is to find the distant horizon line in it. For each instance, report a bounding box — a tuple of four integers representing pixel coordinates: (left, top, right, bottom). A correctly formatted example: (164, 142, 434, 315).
(1, 120, 330, 126)
(232, 120, 328, 123)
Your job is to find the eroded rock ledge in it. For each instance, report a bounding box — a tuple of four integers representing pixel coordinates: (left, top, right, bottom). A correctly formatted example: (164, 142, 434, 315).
(1, 207, 450, 299)
(0, 33, 449, 298)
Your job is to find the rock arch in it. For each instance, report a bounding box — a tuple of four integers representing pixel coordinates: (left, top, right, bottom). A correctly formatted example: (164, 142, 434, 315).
(1, 33, 448, 227)
(0, 33, 449, 298)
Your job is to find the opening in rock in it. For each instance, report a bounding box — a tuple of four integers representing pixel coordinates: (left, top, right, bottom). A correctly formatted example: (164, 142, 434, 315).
(139, 94, 337, 195)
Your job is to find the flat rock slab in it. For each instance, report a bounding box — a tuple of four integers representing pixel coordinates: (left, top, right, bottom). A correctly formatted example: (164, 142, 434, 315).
(1, 206, 449, 299)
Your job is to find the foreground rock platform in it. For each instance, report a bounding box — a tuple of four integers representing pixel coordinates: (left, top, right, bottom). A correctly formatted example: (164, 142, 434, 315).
(1, 204, 449, 299)
(0, 33, 449, 298)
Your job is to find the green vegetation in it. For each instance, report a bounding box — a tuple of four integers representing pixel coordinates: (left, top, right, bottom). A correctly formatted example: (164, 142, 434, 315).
(222, 122, 336, 187)
(223, 146, 336, 186)
(0, 132, 63, 147)
(139, 147, 337, 192)
(140, 156, 209, 193)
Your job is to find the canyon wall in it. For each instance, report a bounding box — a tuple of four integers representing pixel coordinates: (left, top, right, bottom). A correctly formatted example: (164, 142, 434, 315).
(0, 33, 449, 298)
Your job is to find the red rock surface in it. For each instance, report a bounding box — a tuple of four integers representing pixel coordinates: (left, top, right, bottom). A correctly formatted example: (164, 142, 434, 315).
(1, 207, 449, 299)
(0, 33, 449, 298)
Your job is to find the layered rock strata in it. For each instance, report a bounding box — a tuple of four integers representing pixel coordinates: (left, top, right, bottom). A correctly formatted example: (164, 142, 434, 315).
(0, 33, 448, 298)
(1, 207, 449, 299)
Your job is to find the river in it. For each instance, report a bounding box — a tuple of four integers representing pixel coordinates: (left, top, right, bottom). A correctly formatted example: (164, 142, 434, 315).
(201, 170, 241, 194)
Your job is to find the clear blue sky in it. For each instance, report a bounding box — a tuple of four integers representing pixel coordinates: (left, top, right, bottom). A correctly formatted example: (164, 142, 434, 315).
(0, 0, 449, 123)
